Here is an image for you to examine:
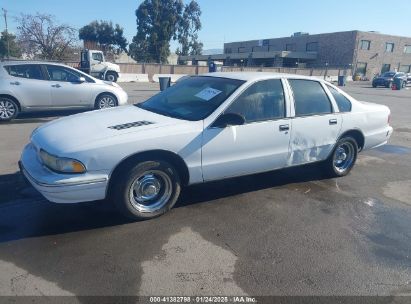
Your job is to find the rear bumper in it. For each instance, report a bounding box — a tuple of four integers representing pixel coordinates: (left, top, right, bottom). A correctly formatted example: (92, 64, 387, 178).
(20, 143, 108, 204)
(364, 126, 393, 150)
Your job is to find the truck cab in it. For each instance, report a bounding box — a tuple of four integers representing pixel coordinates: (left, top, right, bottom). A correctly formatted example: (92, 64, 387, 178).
(79, 49, 120, 82)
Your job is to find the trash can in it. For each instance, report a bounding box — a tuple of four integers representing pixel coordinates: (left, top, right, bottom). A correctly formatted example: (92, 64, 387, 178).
(338, 76, 347, 86)
(393, 77, 403, 90)
(209, 62, 216, 73)
(159, 77, 171, 91)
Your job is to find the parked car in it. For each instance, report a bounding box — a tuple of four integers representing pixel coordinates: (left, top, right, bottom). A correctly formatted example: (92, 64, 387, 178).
(407, 73, 411, 84)
(0, 61, 128, 121)
(372, 71, 407, 88)
(20, 73, 393, 220)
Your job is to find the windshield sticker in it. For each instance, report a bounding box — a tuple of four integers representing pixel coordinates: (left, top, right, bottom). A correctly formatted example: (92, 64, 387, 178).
(195, 87, 222, 101)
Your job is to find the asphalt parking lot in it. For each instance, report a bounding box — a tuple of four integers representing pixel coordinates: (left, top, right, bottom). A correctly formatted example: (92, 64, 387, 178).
(0, 81, 411, 297)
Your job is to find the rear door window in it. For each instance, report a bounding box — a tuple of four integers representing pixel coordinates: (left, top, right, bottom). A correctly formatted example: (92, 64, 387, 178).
(327, 85, 352, 112)
(288, 79, 332, 116)
(5, 64, 45, 80)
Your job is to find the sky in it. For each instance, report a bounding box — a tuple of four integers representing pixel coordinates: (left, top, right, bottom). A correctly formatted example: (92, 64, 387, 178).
(1, 0, 410, 51)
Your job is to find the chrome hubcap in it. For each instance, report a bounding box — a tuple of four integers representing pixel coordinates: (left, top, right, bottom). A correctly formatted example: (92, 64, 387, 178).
(129, 170, 172, 213)
(334, 142, 354, 173)
(0, 100, 16, 119)
(98, 96, 116, 109)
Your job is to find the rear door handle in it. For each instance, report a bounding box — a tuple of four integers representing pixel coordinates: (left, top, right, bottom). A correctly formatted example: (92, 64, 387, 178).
(10, 81, 20, 85)
(279, 124, 290, 131)
(51, 84, 61, 88)
(329, 119, 338, 125)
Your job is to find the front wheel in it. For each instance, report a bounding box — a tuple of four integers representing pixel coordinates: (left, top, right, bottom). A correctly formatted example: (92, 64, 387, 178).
(322, 137, 358, 177)
(111, 160, 181, 220)
(95, 93, 118, 110)
(105, 72, 118, 82)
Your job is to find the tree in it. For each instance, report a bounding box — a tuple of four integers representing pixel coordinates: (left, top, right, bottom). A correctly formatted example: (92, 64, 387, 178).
(79, 20, 128, 53)
(0, 31, 22, 59)
(130, 0, 184, 63)
(16, 13, 77, 60)
(177, 0, 203, 56)
(130, 0, 203, 63)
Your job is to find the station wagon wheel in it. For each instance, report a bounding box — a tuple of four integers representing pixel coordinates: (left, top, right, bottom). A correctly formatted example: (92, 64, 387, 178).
(95, 94, 118, 110)
(112, 160, 181, 220)
(0, 97, 19, 121)
(323, 136, 358, 177)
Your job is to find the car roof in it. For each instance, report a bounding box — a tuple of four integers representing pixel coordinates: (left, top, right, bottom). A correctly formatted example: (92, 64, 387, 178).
(0, 60, 69, 67)
(201, 72, 319, 82)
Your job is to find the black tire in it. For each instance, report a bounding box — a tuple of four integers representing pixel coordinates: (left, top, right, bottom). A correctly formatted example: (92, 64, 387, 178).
(372, 83, 377, 88)
(111, 160, 181, 220)
(94, 93, 118, 110)
(0, 97, 19, 121)
(322, 137, 358, 178)
(385, 82, 391, 88)
(105, 72, 118, 82)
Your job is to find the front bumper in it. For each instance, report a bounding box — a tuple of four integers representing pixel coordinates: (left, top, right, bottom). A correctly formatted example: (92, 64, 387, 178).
(20, 143, 108, 204)
(117, 89, 129, 106)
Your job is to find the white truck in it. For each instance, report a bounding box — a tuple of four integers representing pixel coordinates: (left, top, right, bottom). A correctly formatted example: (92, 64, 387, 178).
(78, 49, 120, 82)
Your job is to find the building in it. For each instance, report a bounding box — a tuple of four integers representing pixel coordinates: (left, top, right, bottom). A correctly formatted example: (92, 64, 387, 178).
(178, 31, 411, 78)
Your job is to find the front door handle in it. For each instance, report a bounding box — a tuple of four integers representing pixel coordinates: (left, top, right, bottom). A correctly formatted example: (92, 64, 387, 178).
(51, 84, 61, 88)
(329, 119, 338, 125)
(279, 124, 290, 131)
(10, 81, 20, 85)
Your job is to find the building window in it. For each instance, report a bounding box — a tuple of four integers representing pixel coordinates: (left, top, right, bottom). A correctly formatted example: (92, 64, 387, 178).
(356, 62, 367, 76)
(385, 43, 394, 53)
(381, 64, 391, 74)
(238, 47, 246, 53)
(286, 43, 296, 51)
(399, 65, 411, 73)
(262, 39, 270, 47)
(306, 42, 318, 52)
(404, 45, 411, 54)
(360, 40, 371, 50)
(225, 48, 232, 54)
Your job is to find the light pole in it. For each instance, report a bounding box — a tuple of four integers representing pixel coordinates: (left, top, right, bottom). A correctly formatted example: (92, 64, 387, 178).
(2, 8, 10, 59)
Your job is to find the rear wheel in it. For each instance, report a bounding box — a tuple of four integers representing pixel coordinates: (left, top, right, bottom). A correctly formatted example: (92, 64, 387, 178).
(322, 137, 358, 177)
(0, 97, 19, 121)
(385, 82, 391, 88)
(111, 160, 181, 220)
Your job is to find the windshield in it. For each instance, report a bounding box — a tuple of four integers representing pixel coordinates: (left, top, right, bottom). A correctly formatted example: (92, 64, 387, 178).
(382, 72, 395, 77)
(136, 76, 245, 121)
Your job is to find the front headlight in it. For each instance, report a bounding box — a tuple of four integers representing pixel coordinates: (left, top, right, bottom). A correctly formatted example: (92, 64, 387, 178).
(39, 149, 86, 174)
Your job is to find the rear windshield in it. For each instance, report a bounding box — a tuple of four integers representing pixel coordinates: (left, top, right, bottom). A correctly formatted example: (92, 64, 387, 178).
(136, 76, 245, 121)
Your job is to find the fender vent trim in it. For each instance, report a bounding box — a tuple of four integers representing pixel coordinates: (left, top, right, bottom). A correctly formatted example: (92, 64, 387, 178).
(108, 121, 154, 130)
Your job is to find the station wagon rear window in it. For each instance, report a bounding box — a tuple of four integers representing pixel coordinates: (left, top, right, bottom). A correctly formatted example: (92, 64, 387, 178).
(4, 64, 44, 80)
(136, 76, 245, 121)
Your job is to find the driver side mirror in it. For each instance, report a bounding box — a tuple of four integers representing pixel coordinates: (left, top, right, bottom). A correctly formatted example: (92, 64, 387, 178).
(212, 113, 245, 128)
(77, 77, 86, 83)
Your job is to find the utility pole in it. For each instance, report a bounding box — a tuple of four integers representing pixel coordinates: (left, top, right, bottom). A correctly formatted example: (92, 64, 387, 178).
(2, 8, 10, 59)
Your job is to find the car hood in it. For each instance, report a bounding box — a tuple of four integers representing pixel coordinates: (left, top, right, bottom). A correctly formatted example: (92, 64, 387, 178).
(31, 106, 186, 153)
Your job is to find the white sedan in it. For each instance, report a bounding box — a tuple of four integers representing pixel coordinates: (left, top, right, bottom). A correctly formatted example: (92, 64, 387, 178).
(0, 61, 128, 121)
(20, 73, 393, 219)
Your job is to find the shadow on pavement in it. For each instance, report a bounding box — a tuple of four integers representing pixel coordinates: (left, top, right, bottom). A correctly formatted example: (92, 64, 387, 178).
(0, 163, 327, 243)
